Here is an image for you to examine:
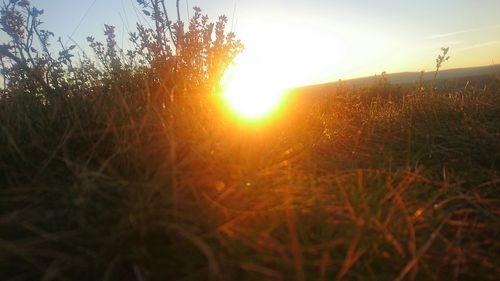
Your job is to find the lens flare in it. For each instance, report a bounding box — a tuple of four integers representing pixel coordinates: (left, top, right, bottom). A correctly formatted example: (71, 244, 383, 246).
(221, 61, 286, 119)
(223, 66, 284, 119)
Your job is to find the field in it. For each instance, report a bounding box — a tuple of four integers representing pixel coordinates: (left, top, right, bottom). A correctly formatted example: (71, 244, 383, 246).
(2, 73, 500, 280)
(1, 1, 500, 280)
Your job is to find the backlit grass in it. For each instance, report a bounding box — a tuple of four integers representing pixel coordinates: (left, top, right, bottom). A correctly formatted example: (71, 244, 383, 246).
(1, 74, 499, 280)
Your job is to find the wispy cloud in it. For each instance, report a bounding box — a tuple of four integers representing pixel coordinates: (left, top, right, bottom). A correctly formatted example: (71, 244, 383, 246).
(426, 25, 500, 40)
(441, 41, 463, 46)
(426, 28, 478, 39)
(457, 40, 500, 51)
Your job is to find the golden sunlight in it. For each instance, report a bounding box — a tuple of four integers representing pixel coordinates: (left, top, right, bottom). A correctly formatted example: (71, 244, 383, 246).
(221, 21, 348, 120)
(221, 58, 287, 120)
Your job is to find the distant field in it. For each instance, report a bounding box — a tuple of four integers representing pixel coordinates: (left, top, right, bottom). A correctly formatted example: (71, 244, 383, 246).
(291, 64, 500, 95)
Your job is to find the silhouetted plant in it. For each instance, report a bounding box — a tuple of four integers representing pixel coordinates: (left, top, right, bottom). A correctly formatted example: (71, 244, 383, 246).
(417, 70, 425, 92)
(434, 47, 450, 81)
(131, 0, 243, 97)
(1, 0, 243, 107)
(0, 0, 86, 95)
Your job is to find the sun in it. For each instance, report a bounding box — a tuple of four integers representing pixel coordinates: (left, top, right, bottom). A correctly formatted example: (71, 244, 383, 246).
(221, 58, 287, 120)
(220, 20, 348, 120)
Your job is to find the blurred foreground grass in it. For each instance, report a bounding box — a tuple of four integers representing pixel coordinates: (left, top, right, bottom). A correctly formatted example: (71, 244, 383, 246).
(1, 73, 499, 280)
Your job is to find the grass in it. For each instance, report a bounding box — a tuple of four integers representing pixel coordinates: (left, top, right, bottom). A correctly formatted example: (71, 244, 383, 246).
(1, 71, 499, 280)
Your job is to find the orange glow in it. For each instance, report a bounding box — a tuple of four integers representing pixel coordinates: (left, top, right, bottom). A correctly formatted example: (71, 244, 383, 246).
(220, 21, 348, 120)
(221, 57, 287, 120)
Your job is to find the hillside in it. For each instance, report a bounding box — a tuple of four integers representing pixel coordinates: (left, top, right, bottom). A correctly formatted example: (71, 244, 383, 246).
(293, 64, 500, 95)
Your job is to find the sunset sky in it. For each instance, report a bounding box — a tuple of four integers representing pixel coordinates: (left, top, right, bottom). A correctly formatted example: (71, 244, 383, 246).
(23, 0, 500, 87)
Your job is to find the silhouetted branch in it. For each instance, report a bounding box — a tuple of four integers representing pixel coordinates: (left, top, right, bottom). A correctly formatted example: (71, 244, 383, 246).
(176, 0, 181, 22)
(0, 44, 52, 92)
(160, 0, 176, 47)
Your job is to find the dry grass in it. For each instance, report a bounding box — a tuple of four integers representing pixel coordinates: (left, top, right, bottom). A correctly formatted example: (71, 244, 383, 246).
(1, 73, 499, 280)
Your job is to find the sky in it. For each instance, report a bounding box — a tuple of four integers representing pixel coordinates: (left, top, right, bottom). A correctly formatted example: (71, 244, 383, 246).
(6, 0, 500, 87)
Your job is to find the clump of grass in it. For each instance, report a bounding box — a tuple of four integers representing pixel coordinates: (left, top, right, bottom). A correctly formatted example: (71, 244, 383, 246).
(1, 1, 500, 280)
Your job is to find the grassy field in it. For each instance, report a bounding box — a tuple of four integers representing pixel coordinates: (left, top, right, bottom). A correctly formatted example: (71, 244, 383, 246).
(1, 73, 499, 280)
(1, 1, 500, 280)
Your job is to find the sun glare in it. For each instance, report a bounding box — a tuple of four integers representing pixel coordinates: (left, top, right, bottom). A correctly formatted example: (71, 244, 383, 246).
(221, 60, 286, 120)
(220, 21, 348, 120)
